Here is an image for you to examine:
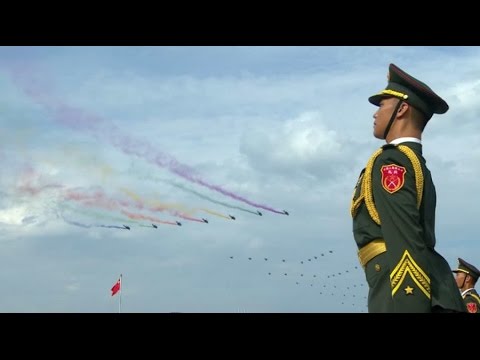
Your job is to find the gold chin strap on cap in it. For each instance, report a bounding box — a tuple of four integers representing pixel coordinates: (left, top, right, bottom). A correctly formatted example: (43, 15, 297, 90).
(383, 99, 404, 140)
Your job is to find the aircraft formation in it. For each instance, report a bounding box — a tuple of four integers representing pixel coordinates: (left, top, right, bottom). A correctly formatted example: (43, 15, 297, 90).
(226, 251, 367, 309)
(113, 211, 288, 230)
(6, 69, 294, 234)
(63, 202, 289, 231)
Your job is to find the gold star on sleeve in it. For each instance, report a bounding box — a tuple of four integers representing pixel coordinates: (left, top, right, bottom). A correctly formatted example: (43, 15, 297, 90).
(404, 286, 414, 295)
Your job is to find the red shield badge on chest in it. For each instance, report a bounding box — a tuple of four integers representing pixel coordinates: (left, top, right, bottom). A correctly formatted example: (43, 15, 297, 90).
(381, 164, 406, 194)
(467, 302, 478, 313)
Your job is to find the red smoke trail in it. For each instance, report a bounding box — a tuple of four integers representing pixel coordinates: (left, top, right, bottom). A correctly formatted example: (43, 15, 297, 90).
(9, 67, 285, 215)
(120, 210, 179, 226)
(65, 188, 205, 222)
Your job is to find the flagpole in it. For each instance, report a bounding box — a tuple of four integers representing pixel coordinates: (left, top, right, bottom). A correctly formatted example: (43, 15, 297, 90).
(119, 274, 122, 314)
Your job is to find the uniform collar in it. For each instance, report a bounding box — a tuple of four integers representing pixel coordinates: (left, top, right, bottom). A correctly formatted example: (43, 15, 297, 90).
(389, 137, 422, 145)
(461, 288, 475, 297)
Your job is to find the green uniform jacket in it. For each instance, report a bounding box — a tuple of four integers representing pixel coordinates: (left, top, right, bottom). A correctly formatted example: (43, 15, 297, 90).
(462, 289, 480, 313)
(352, 142, 466, 313)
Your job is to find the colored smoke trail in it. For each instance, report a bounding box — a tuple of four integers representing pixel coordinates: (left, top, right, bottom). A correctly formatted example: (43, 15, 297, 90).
(18, 183, 64, 196)
(14, 177, 200, 226)
(121, 188, 231, 221)
(198, 208, 231, 220)
(61, 216, 129, 230)
(67, 187, 204, 223)
(63, 189, 184, 226)
(107, 128, 284, 214)
(9, 68, 285, 214)
(120, 188, 199, 222)
(59, 202, 138, 225)
(164, 179, 261, 216)
(120, 210, 180, 226)
(168, 166, 283, 214)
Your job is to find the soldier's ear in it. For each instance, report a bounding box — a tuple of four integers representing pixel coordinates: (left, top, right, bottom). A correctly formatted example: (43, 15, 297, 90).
(397, 102, 408, 115)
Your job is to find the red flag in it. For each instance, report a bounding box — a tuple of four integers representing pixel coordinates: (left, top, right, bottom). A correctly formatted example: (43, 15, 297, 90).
(111, 277, 121, 296)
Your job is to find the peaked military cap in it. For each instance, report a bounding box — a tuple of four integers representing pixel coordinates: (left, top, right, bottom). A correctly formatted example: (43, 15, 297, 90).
(368, 63, 449, 121)
(452, 258, 480, 281)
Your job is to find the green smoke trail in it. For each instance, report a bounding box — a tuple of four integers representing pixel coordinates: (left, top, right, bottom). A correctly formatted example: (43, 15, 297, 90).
(164, 179, 260, 216)
(59, 202, 138, 225)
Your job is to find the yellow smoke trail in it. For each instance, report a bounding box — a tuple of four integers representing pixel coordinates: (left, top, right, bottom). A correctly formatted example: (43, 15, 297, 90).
(198, 208, 231, 220)
(121, 188, 192, 215)
(121, 188, 233, 220)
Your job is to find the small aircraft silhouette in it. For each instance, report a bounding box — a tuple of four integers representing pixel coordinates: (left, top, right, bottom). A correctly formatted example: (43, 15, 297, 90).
(257, 211, 263, 216)
(202, 218, 209, 223)
(176, 221, 182, 226)
(151, 224, 158, 229)
(123, 225, 131, 230)
(229, 215, 236, 220)
(282, 210, 289, 215)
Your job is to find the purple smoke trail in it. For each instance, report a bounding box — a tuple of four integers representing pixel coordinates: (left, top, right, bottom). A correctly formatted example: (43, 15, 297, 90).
(9, 67, 284, 214)
(171, 168, 283, 214)
(9, 65, 103, 133)
(108, 128, 283, 213)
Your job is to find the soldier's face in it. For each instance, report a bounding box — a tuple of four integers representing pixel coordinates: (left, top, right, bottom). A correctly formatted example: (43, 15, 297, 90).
(373, 97, 399, 140)
(454, 272, 466, 289)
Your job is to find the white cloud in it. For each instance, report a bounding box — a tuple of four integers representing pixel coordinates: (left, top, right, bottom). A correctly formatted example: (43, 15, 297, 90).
(241, 111, 353, 182)
(0, 206, 28, 225)
(0, 46, 478, 313)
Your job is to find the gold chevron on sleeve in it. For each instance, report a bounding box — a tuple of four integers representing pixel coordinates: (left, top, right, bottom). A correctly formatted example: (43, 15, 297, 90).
(390, 250, 431, 299)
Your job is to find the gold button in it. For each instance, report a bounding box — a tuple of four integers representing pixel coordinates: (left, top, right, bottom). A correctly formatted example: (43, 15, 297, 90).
(375, 264, 381, 272)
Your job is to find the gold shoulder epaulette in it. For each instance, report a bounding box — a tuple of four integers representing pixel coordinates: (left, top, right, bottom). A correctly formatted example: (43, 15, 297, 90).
(351, 145, 424, 224)
(468, 293, 480, 303)
(350, 148, 382, 221)
(397, 145, 424, 209)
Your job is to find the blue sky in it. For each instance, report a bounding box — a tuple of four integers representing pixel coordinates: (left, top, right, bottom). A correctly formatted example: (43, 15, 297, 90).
(0, 46, 478, 313)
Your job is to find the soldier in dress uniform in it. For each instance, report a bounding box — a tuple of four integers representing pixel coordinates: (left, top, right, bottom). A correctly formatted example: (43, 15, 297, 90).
(351, 63, 466, 313)
(452, 258, 480, 313)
